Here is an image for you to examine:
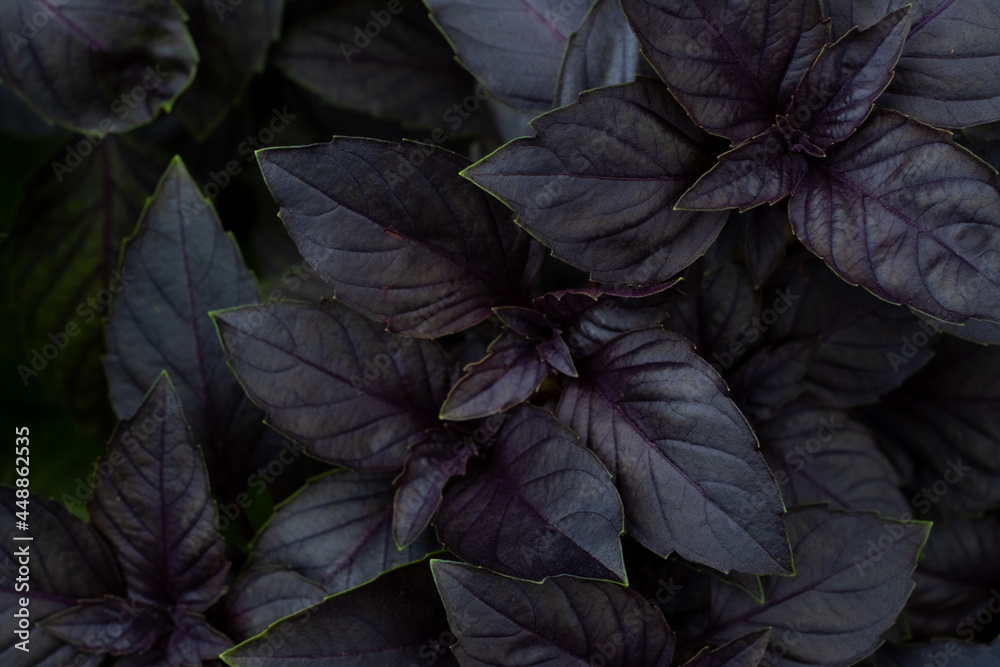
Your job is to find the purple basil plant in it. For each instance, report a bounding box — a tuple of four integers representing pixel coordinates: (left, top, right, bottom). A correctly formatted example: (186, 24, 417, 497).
(2, 0, 1000, 665)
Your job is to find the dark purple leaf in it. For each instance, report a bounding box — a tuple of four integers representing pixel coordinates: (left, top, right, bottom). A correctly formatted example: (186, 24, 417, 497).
(104, 157, 280, 494)
(676, 130, 808, 211)
(248, 470, 439, 594)
(706, 506, 930, 666)
(174, 0, 285, 139)
(904, 517, 1000, 641)
(88, 374, 228, 612)
(463, 78, 730, 284)
(214, 300, 455, 470)
(222, 560, 457, 667)
(432, 560, 675, 666)
(765, 256, 937, 407)
(493, 306, 552, 340)
(727, 342, 814, 420)
(537, 333, 578, 376)
(744, 206, 789, 288)
(682, 630, 771, 667)
(872, 640, 1000, 667)
(666, 261, 759, 373)
(554, 0, 642, 106)
(10, 134, 169, 429)
(165, 612, 233, 666)
(257, 139, 541, 337)
(859, 338, 1000, 514)
(918, 311, 1000, 346)
(702, 212, 749, 271)
(436, 404, 626, 582)
(0, 0, 197, 132)
(534, 281, 677, 357)
(0, 491, 125, 665)
(393, 429, 476, 548)
(425, 0, 591, 112)
(786, 7, 910, 151)
(218, 566, 326, 643)
(41, 598, 168, 656)
(756, 403, 909, 516)
(114, 645, 170, 667)
(558, 328, 791, 575)
(620, 0, 828, 145)
(825, 0, 1000, 128)
(440, 330, 550, 421)
(274, 1, 473, 128)
(789, 108, 1000, 324)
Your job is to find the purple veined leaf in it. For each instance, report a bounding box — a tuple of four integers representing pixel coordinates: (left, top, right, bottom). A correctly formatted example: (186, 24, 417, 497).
(217, 566, 326, 643)
(425, 0, 591, 113)
(858, 338, 1000, 514)
(462, 78, 730, 285)
(727, 342, 814, 420)
(88, 373, 229, 612)
(665, 260, 759, 374)
(786, 7, 910, 152)
(435, 404, 626, 582)
(534, 280, 678, 357)
(0, 491, 124, 665)
(916, 310, 1000, 346)
(104, 156, 284, 501)
(554, 0, 643, 107)
(431, 560, 676, 666)
(431, 560, 674, 667)
(705, 505, 930, 666)
(557, 328, 792, 575)
(620, 0, 829, 145)
(173, 0, 285, 139)
(440, 329, 550, 421)
(872, 640, 1000, 667)
(41, 597, 168, 656)
(755, 402, 909, 517)
(493, 305, 553, 340)
(537, 332, 578, 376)
(273, 1, 474, 128)
(166, 611, 233, 666)
(213, 300, 455, 470)
(765, 255, 937, 407)
(393, 429, 477, 549)
(247, 469, 440, 595)
(0, 0, 197, 133)
(824, 0, 1000, 128)
(675, 129, 809, 212)
(903, 516, 1000, 641)
(257, 139, 542, 337)
(222, 560, 458, 667)
(681, 630, 771, 667)
(744, 205, 790, 288)
(790, 108, 1000, 324)
(10, 134, 170, 430)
